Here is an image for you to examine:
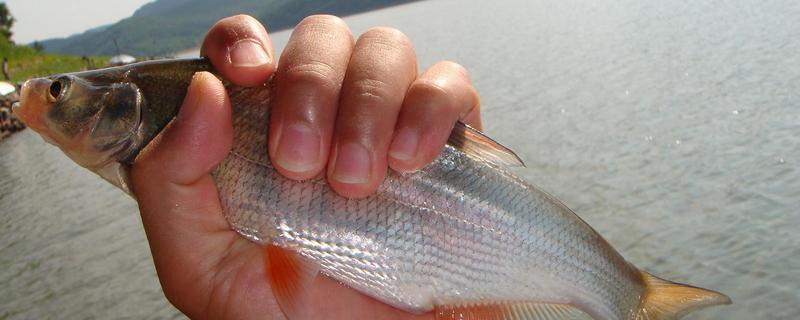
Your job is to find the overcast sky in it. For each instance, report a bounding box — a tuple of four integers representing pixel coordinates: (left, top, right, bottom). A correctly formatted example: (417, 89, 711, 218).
(4, 0, 154, 44)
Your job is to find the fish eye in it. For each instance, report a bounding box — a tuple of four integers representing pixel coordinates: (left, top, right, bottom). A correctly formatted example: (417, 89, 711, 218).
(48, 77, 69, 102)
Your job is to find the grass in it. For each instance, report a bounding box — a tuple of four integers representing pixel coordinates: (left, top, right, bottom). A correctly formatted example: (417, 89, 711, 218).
(0, 40, 109, 83)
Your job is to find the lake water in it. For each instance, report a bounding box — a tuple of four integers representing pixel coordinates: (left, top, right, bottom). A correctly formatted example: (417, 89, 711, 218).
(2, 0, 799, 318)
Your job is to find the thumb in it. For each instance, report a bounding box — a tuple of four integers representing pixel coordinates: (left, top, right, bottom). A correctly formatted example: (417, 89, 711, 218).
(131, 71, 236, 308)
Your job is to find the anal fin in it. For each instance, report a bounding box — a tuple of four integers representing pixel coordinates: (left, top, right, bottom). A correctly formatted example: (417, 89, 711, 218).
(264, 245, 320, 320)
(435, 301, 592, 320)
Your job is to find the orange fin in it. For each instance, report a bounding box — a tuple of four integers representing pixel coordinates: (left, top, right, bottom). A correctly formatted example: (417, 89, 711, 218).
(264, 245, 320, 320)
(448, 121, 526, 167)
(435, 301, 592, 320)
(635, 271, 731, 320)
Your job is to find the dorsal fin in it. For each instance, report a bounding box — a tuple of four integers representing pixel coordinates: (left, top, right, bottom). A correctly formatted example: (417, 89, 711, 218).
(436, 301, 592, 320)
(635, 271, 731, 320)
(447, 121, 526, 167)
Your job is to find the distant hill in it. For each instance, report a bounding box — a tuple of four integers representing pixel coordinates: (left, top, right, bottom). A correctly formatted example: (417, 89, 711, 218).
(38, 0, 419, 57)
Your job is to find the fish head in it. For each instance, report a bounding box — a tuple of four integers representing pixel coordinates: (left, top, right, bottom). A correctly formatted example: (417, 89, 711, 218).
(13, 58, 214, 195)
(14, 58, 214, 171)
(14, 71, 144, 169)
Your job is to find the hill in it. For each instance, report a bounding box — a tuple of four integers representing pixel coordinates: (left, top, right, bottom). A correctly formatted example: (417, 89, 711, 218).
(38, 0, 419, 57)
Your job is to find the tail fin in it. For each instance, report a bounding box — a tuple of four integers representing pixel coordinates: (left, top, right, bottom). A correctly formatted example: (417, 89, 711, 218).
(636, 271, 731, 320)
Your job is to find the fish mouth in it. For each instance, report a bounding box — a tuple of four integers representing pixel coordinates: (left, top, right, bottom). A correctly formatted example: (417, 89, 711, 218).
(13, 78, 51, 133)
(14, 78, 62, 146)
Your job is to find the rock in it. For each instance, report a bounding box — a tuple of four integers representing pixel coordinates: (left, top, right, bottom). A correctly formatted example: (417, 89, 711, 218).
(0, 93, 25, 141)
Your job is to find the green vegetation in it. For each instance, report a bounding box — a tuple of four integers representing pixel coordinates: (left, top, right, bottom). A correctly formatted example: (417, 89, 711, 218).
(0, 4, 108, 83)
(0, 3, 14, 42)
(0, 41, 108, 82)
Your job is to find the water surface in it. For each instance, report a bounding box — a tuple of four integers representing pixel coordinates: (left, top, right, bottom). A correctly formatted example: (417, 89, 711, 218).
(2, 0, 799, 318)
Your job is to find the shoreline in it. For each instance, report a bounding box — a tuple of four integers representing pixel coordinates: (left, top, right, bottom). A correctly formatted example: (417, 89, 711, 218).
(0, 94, 25, 142)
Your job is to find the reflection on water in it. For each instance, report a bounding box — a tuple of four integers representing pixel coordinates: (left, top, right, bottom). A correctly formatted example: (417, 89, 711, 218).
(2, 0, 799, 318)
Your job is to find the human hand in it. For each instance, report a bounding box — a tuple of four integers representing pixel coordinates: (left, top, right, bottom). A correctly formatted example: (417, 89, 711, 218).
(131, 14, 481, 319)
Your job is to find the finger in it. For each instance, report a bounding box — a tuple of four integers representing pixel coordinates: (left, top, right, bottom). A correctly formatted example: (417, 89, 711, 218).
(268, 15, 354, 180)
(388, 61, 481, 172)
(327, 27, 417, 198)
(201, 15, 275, 87)
(130, 72, 245, 312)
(309, 276, 434, 320)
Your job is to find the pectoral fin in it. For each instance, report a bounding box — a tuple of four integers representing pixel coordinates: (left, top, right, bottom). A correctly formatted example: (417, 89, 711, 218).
(94, 161, 135, 198)
(264, 245, 321, 320)
(436, 301, 592, 320)
(447, 121, 526, 168)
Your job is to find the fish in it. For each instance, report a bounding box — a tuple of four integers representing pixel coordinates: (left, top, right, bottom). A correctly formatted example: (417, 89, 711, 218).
(13, 58, 730, 320)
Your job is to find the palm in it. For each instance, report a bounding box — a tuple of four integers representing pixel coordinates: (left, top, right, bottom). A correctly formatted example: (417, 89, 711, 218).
(133, 164, 432, 319)
(206, 236, 433, 319)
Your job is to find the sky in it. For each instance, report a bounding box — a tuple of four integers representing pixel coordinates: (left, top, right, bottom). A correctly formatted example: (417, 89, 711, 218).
(3, 0, 154, 44)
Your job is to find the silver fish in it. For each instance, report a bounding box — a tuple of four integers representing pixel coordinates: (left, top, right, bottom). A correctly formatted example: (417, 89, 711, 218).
(14, 59, 730, 320)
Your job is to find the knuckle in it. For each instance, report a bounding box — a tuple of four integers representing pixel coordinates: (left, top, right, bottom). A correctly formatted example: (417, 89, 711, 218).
(359, 27, 412, 50)
(299, 14, 347, 28)
(295, 15, 354, 45)
(409, 79, 460, 114)
(206, 14, 266, 48)
(283, 60, 340, 90)
(410, 79, 451, 100)
(351, 78, 392, 104)
(436, 60, 470, 78)
(218, 14, 259, 29)
(364, 26, 403, 37)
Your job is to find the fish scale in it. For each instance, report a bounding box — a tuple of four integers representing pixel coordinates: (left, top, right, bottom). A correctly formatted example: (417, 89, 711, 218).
(210, 84, 643, 319)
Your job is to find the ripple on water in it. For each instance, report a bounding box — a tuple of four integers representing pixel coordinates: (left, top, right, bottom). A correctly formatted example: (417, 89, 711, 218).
(3, 0, 800, 319)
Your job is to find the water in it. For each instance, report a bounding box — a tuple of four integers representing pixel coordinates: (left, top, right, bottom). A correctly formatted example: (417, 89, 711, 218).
(2, 0, 799, 318)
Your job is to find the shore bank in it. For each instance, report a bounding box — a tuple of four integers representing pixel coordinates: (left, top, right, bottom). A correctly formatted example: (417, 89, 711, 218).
(0, 93, 25, 141)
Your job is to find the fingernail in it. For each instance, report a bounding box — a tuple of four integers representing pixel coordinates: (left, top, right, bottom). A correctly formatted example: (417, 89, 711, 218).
(332, 143, 371, 184)
(228, 39, 270, 68)
(275, 123, 321, 173)
(388, 127, 420, 161)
